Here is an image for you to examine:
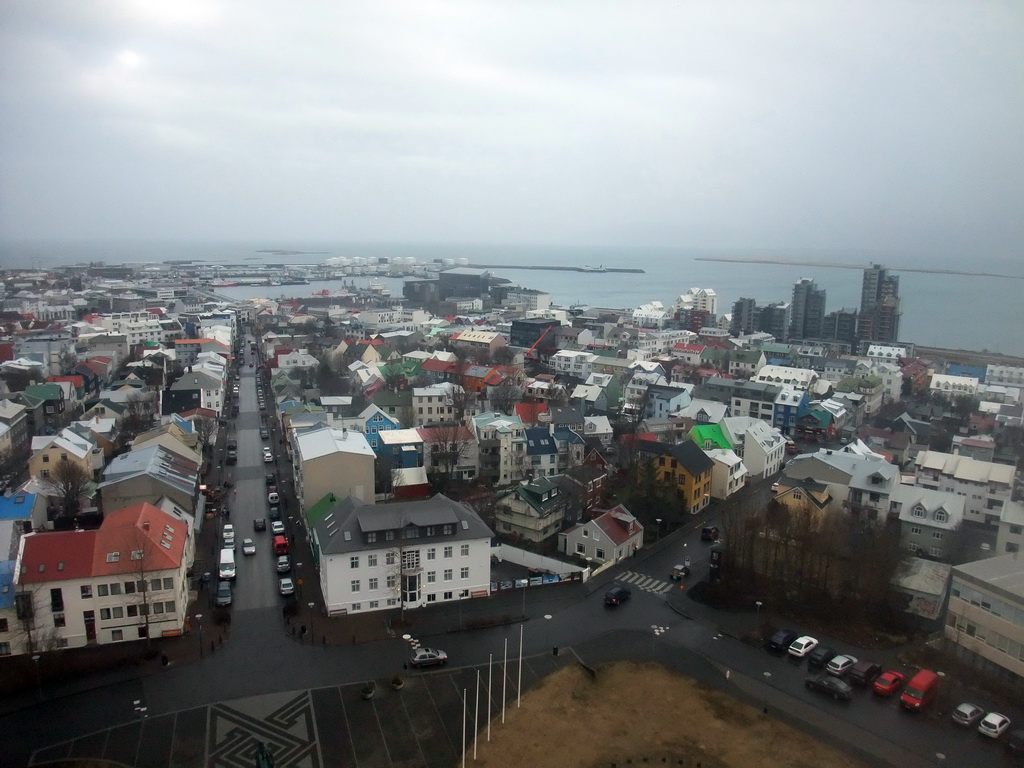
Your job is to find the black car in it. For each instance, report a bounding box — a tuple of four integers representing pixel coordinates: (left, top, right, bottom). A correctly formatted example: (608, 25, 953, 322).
(805, 675, 852, 701)
(700, 526, 720, 541)
(226, 450, 237, 465)
(253, 518, 267, 531)
(806, 645, 838, 669)
(604, 586, 631, 606)
(767, 629, 799, 653)
(227, 439, 238, 450)
(265, 473, 276, 486)
(260, 427, 269, 439)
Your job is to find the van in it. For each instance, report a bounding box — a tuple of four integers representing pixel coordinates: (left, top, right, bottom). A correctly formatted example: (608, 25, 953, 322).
(273, 535, 289, 555)
(218, 547, 236, 580)
(900, 669, 939, 711)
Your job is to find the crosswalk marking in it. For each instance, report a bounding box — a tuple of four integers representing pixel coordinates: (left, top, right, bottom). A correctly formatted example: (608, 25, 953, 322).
(613, 571, 674, 594)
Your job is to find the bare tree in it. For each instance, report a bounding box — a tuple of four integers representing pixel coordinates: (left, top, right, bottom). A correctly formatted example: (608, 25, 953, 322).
(192, 416, 218, 455)
(120, 391, 155, 445)
(0, 445, 31, 489)
(51, 460, 91, 519)
(428, 423, 472, 494)
(490, 379, 521, 415)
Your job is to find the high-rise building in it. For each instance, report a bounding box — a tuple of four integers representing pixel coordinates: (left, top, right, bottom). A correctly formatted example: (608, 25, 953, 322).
(675, 287, 718, 316)
(858, 264, 901, 343)
(822, 307, 859, 346)
(757, 302, 791, 342)
(730, 297, 758, 336)
(789, 278, 827, 340)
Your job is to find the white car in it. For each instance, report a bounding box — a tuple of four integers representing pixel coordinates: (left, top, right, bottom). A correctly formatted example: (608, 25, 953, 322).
(268, 491, 280, 504)
(825, 654, 858, 677)
(242, 538, 256, 556)
(279, 577, 295, 596)
(263, 452, 274, 463)
(271, 520, 286, 535)
(788, 635, 819, 659)
(978, 712, 1011, 738)
(410, 648, 448, 668)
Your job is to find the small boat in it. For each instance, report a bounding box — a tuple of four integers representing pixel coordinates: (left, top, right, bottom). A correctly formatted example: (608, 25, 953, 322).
(580, 265, 607, 273)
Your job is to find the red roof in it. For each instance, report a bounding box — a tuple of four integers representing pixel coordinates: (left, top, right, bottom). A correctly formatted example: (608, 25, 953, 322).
(19, 530, 99, 584)
(417, 425, 474, 443)
(146, 307, 165, 316)
(515, 402, 549, 425)
(420, 358, 455, 373)
(590, 505, 642, 546)
(674, 343, 706, 353)
(47, 375, 84, 388)
(19, 503, 187, 583)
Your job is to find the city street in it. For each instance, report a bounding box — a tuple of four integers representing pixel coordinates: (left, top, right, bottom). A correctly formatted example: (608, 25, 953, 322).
(0, 342, 1018, 768)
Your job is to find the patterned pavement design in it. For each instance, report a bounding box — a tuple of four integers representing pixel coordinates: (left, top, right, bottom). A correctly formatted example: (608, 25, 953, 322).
(30, 653, 574, 768)
(612, 570, 675, 595)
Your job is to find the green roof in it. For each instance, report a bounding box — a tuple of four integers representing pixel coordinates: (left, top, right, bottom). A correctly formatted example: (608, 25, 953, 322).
(24, 383, 63, 400)
(689, 424, 732, 450)
(306, 493, 341, 528)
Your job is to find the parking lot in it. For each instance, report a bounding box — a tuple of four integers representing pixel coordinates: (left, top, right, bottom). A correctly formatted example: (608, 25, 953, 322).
(30, 652, 572, 768)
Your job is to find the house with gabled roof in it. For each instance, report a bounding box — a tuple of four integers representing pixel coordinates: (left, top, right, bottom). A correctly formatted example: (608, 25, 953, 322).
(649, 441, 714, 515)
(689, 424, 732, 452)
(10, 501, 193, 654)
(891, 485, 965, 561)
(98, 445, 200, 515)
(558, 504, 643, 565)
(306, 492, 493, 616)
(524, 427, 558, 478)
(495, 476, 568, 542)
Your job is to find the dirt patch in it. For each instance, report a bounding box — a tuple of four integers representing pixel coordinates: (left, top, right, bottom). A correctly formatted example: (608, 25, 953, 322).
(473, 662, 869, 768)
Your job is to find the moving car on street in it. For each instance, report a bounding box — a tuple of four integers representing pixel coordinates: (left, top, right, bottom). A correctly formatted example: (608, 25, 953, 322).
(410, 648, 448, 668)
(604, 586, 631, 606)
(805, 675, 852, 701)
(242, 538, 256, 555)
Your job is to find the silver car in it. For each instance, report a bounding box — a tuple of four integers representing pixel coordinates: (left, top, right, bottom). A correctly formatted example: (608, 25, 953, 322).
(410, 648, 448, 668)
(215, 581, 232, 607)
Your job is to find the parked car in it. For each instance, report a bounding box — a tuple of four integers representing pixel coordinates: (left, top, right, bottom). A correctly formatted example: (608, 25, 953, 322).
(805, 675, 852, 701)
(276, 555, 291, 573)
(215, 581, 233, 607)
(900, 669, 940, 711)
(226, 450, 237, 465)
(410, 648, 448, 668)
(242, 538, 256, 556)
(700, 526, 720, 541)
(669, 564, 690, 580)
(848, 660, 883, 686)
(253, 518, 267, 531)
(952, 702, 985, 727)
(263, 452, 274, 463)
(604, 586, 631, 606)
(806, 645, 837, 669)
(279, 577, 295, 596)
(872, 670, 905, 697)
(268, 491, 280, 504)
(788, 635, 819, 659)
(825, 655, 858, 677)
(227, 439, 237, 450)
(260, 426, 269, 439)
(268, 505, 281, 520)
(265, 473, 276, 485)
(1005, 729, 1024, 755)
(223, 525, 235, 549)
(767, 629, 799, 654)
(271, 520, 285, 535)
(979, 713, 1011, 739)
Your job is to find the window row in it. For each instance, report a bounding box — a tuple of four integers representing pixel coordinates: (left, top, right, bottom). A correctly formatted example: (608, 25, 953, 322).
(948, 615, 1024, 663)
(952, 584, 1024, 627)
(99, 601, 176, 620)
(83, 578, 175, 599)
(349, 545, 471, 569)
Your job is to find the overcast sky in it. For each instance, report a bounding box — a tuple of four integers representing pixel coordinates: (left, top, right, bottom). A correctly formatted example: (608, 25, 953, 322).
(1, 1, 1021, 256)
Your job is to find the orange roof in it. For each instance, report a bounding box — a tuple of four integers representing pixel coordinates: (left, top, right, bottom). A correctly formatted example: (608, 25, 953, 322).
(19, 530, 98, 584)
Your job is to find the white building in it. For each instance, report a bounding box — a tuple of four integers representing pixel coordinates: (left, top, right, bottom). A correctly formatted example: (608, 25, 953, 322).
(10, 502, 193, 655)
(721, 417, 786, 480)
(550, 350, 597, 380)
(558, 505, 644, 564)
(674, 287, 718, 315)
(755, 364, 817, 391)
(913, 451, 1015, 526)
(929, 374, 979, 397)
(705, 448, 748, 500)
(987, 365, 1024, 387)
(310, 494, 493, 617)
(631, 301, 669, 329)
(866, 344, 909, 364)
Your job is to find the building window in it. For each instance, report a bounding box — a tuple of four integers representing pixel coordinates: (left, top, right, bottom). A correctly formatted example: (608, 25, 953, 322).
(351, 580, 360, 593)
(163, 578, 173, 590)
(0, 618, 7, 632)
(443, 569, 453, 582)
(53, 613, 66, 628)
(100, 608, 112, 620)
(386, 598, 398, 606)
(366, 532, 377, 543)
(165, 601, 175, 613)
(387, 576, 397, 589)
(460, 567, 469, 580)
(427, 571, 436, 584)
(368, 554, 378, 567)
(910, 526, 922, 536)
(1007, 543, 1020, 553)
(912, 506, 925, 518)
(929, 546, 942, 557)
(596, 548, 606, 560)
(443, 546, 453, 558)
(0, 642, 10, 655)
(369, 601, 379, 609)
(124, 581, 136, 594)
(934, 510, 947, 523)
(368, 578, 378, 590)
(111, 630, 124, 641)
(112, 607, 124, 619)
(350, 556, 360, 569)
(80, 585, 92, 599)
(933, 531, 944, 540)
(427, 548, 436, 560)
(426, 526, 436, 536)
(460, 544, 470, 557)
(386, 552, 396, 566)
(127, 605, 139, 617)
(576, 542, 586, 554)
(97, 584, 108, 597)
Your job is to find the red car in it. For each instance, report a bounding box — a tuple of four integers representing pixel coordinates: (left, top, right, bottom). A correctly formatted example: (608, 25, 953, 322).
(872, 670, 905, 697)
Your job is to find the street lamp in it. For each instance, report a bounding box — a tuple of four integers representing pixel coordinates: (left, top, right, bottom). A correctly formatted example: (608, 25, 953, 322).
(308, 602, 316, 644)
(655, 518, 662, 542)
(31, 654, 41, 701)
(195, 613, 204, 657)
(544, 614, 553, 655)
(754, 601, 763, 636)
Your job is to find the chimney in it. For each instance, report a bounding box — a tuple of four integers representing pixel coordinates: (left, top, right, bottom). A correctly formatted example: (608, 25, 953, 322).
(142, 520, 150, 531)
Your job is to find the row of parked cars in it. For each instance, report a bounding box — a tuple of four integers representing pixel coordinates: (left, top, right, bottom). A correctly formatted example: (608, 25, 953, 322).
(768, 629, 1022, 751)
